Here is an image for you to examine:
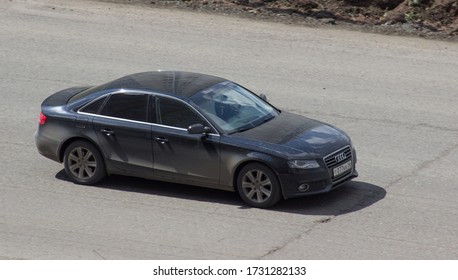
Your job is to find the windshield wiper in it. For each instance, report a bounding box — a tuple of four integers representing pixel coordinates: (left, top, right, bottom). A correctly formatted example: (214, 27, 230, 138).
(229, 115, 276, 135)
(229, 126, 254, 135)
(260, 115, 275, 125)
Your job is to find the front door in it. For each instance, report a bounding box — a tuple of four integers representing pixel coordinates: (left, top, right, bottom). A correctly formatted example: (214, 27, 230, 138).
(152, 97, 220, 185)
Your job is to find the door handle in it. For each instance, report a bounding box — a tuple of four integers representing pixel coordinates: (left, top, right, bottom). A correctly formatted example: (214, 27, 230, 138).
(101, 129, 114, 136)
(154, 137, 169, 144)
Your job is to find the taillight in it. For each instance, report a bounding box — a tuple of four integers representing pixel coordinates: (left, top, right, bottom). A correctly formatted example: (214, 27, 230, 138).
(39, 112, 47, 125)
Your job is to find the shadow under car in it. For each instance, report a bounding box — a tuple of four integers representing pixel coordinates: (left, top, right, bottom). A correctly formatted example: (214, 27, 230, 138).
(55, 169, 385, 215)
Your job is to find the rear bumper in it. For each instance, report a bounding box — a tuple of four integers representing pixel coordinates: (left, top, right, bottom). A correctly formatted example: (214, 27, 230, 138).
(34, 129, 61, 163)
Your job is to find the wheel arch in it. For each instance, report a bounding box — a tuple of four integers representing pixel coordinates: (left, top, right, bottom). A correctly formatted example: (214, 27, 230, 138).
(231, 154, 286, 199)
(58, 136, 103, 163)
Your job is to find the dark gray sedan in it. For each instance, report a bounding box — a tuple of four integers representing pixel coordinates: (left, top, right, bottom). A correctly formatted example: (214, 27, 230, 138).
(35, 71, 358, 208)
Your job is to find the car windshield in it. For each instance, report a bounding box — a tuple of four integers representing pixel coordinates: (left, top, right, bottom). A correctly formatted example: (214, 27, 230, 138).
(190, 82, 279, 134)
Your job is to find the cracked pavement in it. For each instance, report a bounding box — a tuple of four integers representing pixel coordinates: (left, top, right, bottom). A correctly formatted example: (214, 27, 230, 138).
(0, 0, 457, 259)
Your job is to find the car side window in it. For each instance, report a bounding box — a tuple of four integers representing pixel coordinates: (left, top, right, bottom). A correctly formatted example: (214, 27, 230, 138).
(100, 93, 148, 122)
(157, 98, 204, 129)
(80, 96, 107, 114)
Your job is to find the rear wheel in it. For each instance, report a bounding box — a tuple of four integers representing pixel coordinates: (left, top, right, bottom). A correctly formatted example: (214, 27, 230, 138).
(237, 163, 282, 208)
(63, 140, 106, 185)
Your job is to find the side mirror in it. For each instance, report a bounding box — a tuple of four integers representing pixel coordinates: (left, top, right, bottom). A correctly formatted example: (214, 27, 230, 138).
(259, 93, 267, 101)
(187, 123, 211, 135)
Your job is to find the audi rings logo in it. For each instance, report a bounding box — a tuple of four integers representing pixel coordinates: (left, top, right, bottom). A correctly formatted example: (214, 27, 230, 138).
(335, 152, 347, 163)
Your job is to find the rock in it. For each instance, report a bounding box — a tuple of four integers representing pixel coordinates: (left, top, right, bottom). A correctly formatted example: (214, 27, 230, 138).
(320, 18, 337, 24)
(375, 0, 405, 10)
(311, 10, 336, 19)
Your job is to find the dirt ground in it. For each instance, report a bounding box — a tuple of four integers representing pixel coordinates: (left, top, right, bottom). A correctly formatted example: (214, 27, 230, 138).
(101, 0, 458, 40)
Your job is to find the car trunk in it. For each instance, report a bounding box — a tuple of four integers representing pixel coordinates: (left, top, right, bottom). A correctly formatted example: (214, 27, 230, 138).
(41, 86, 91, 106)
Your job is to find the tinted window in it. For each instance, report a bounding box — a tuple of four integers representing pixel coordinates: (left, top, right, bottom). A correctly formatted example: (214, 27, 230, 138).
(80, 97, 107, 114)
(158, 98, 203, 129)
(100, 94, 148, 122)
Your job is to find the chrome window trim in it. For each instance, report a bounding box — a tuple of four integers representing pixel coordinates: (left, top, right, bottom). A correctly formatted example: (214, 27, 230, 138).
(78, 93, 111, 113)
(76, 89, 220, 136)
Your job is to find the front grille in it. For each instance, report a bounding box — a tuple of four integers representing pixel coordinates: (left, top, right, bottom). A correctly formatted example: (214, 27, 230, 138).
(324, 146, 353, 181)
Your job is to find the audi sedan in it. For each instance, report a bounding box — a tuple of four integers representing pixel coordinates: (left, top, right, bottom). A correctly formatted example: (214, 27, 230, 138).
(35, 71, 358, 208)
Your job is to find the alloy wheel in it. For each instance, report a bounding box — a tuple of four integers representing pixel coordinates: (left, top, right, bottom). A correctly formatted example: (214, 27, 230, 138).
(67, 147, 97, 180)
(241, 169, 272, 203)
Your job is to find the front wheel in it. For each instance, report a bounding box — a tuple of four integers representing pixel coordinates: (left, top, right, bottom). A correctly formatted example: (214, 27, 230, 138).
(63, 140, 106, 185)
(236, 163, 282, 208)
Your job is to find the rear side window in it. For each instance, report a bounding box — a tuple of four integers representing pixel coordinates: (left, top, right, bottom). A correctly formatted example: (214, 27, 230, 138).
(158, 98, 203, 129)
(100, 93, 148, 122)
(80, 97, 107, 114)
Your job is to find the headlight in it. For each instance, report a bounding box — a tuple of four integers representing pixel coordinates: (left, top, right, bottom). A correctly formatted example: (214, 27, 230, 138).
(287, 160, 320, 169)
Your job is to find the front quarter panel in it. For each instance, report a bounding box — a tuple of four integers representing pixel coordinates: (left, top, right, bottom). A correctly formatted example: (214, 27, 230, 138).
(218, 136, 287, 189)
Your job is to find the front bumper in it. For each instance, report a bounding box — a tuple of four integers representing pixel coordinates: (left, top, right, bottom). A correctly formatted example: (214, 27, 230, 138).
(278, 145, 358, 199)
(278, 168, 358, 199)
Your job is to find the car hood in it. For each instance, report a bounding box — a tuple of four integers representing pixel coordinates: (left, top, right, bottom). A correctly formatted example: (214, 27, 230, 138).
(231, 112, 350, 158)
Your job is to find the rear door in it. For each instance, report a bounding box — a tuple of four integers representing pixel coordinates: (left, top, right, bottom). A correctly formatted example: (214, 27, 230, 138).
(92, 92, 153, 175)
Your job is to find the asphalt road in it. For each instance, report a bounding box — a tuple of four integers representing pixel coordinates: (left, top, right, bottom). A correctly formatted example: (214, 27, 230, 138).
(0, 0, 457, 259)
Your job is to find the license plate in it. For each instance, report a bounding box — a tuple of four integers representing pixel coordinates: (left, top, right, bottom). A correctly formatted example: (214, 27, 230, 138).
(333, 160, 352, 178)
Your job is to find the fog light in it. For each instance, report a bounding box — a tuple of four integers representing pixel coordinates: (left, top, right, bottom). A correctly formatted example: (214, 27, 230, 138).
(298, 184, 309, 192)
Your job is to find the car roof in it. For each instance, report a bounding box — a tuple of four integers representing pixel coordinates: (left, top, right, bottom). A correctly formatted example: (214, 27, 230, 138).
(90, 71, 228, 98)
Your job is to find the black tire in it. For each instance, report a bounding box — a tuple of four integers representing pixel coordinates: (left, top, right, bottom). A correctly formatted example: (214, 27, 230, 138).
(63, 140, 106, 185)
(236, 163, 282, 208)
